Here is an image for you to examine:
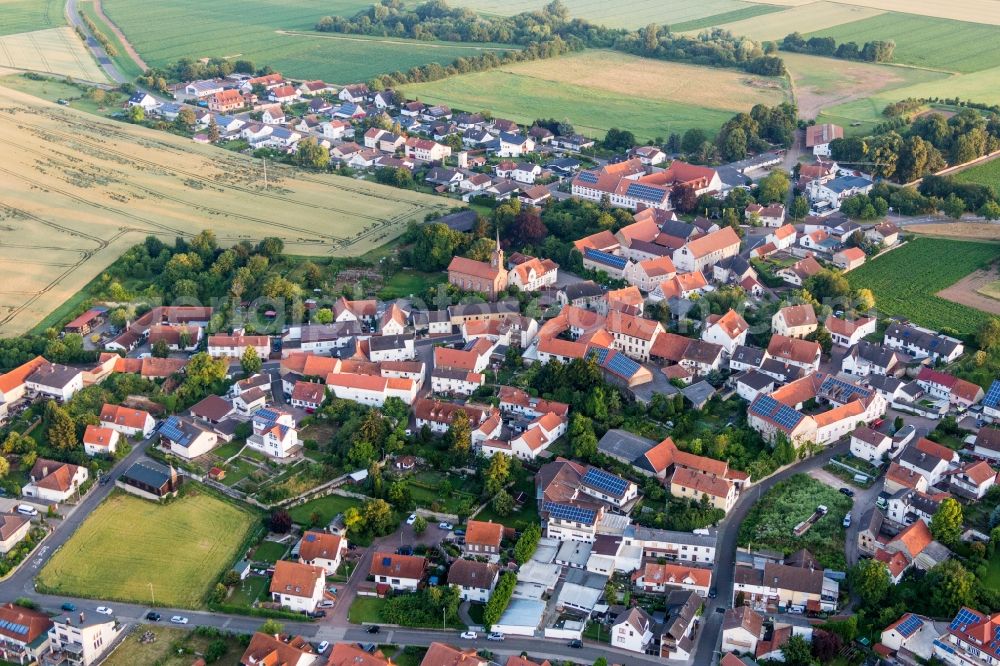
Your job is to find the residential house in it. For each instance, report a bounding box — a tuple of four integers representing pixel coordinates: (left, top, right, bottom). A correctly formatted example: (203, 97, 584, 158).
(766, 224, 797, 251)
(733, 557, 838, 612)
(207, 334, 270, 359)
(419, 643, 486, 666)
(623, 256, 677, 293)
(833, 247, 866, 271)
(841, 341, 903, 377)
(671, 466, 738, 513)
(916, 367, 985, 408)
(494, 132, 535, 157)
(21, 458, 87, 502)
(772, 304, 818, 339)
(82, 425, 118, 457)
(673, 227, 741, 274)
(974, 426, 1000, 461)
(721, 606, 763, 655)
(0, 515, 30, 555)
(44, 615, 119, 666)
(702, 309, 749, 356)
(370, 552, 426, 592)
(866, 221, 900, 246)
(766, 335, 821, 372)
(611, 607, 656, 654)
(800, 229, 839, 253)
(746, 202, 785, 227)
(338, 83, 369, 103)
(826, 315, 876, 348)
(117, 459, 181, 501)
(948, 460, 998, 500)
(508, 255, 559, 292)
(25, 364, 83, 402)
(405, 137, 451, 161)
(159, 415, 219, 459)
(0, 603, 52, 665)
(240, 633, 319, 666)
(464, 520, 503, 560)
(247, 408, 299, 459)
(777, 255, 823, 286)
(447, 559, 499, 603)
(808, 175, 874, 212)
(207, 89, 245, 113)
(270, 560, 325, 613)
(298, 531, 345, 575)
(850, 426, 892, 463)
(633, 562, 712, 596)
(259, 104, 285, 124)
(805, 123, 844, 157)
(897, 438, 959, 488)
(99, 404, 155, 438)
(660, 590, 701, 660)
(290, 382, 326, 412)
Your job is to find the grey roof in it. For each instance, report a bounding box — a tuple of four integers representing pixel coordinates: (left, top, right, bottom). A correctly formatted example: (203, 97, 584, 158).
(759, 358, 804, 382)
(369, 333, 413, 351)
(437, 210, 478, 232)
(448, 300, 520, 318)
(556, 540, 593, 568)
(898, 445, 946, 474)
(853, 341, 899, 369)
(300, 321, 362, 342)
(121, 459, 174, 488)
(737, 370, 776, 391)
(825, 175, 873, 193)
(627, 238, 672, 257)
(432, 367, 477, 382)
(663, 589, 700, 641)
(865, 374, 902, 394)
(563, 280, 604, 301)
(630, 526, 717, 549)
(681, 381, 716, 408)
(412, 310, 451, 325)
(597, 429, 655, 463)
(716, 254, 752, 276)
(660, 220, 697, 239)
(884, 323, 961, 357)
(26, 363, 80, 389)
(731, 345, 765, 367)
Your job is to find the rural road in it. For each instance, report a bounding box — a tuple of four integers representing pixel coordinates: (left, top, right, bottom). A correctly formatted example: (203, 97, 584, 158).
(65, 0, 128, 84)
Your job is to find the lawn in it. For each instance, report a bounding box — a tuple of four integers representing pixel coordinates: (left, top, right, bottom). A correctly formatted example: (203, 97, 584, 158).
(807, 13, 1000, 74)
(103, 625, 244, 666)
(213, 439, 246, 460)
(737, 474, 853, 570)
(402, 50, 787, 141)
(378, 270, 447, 300)
(37, 490, 258, 607)
(348, 596, 384, 624)
(226, 575, 269, 608)
(102, 0, 520, 83)
(251, 540, 288, 563)
(846, 237, 999, 336)
(288, 494, 362, 526)
(954, 158, 1000, 192)
(0, 0, 66, 36)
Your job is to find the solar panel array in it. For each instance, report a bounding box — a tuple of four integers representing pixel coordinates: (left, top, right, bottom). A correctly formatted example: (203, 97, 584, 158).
(543, 501, 596, 525)
(582, 467, 629, 497)
(749, 394, 779, 417)
(820, 376, 870, 403)
(604, 351, 641, 379)
(774, 405, 804, 429)
(584, 248, 627, 270)
(159, 417, 187, 444)
(588, 347, 610, 365)
(0, 620, 28, 636)
(895, 614, 924, 638)
(950, 607, 981, 631)
(255, 407, 280, 422)
(985, 380, 1000, 408)
(625, 182, 667, 203)
(577, 171, 599, 184)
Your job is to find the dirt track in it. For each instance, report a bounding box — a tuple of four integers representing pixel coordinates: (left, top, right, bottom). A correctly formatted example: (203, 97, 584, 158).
(937, 267, 1000, 316)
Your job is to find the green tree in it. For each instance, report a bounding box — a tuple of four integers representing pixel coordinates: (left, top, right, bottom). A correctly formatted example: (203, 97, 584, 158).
(412, 515, 427, 534)
(781, 634, 816, 666)
(855, 288, 876, 312)
(205, 639, 228, 663)
(241, 346, 263, 376)
(483, 572, 516, 627)
(930, 498, 963, 546)
(513, 523, 541, 564)
(296, 138, 330, 169)
(978, 317, 1000, 352)
(484, 453, 511, 496)
(850, 559, 889, 606)
(980, 201, 1000, 220)
(259, 619, 283, 635)
(314, 308, 334, 324)
(176, 107, 196, 130)
(208, 117, 220, 143)
(210, 582, 228, 603)
(789, 194, 810, 219)
(448, 410, 471, 455)
(681, 128, 707, 155)
(941, 193, 966, 219)
(362, 498, 394, 534)
(152, 339, 170, 358)
(492, 489, 514, 516)
(48, 404, 77, 451)
(568, 413, 598, 459)
(926, 560, 976, 616)
(757, 170, 790, 204)
(127, 105, 145, 123)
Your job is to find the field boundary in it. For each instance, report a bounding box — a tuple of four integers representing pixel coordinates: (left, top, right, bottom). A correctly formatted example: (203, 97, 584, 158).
(90, 0, 146, 70)
(276, 30, 518, 53)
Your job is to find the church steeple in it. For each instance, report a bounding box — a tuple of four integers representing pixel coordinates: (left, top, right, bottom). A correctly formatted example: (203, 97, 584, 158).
(490, 226, 503, 269)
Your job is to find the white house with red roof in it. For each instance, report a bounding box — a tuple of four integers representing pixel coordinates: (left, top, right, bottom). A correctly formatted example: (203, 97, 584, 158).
(672, 227, 741, 274)
(935, 607, 1000, 665)
(82, 425, 119, 457)
(916, 367, 985, 408)
(99, 403, 155, 438)
(701, 309, 749, 355)
(507, 256, 559, 292)
(325, 373, 417, 407)
(247, 408, 299, 459)
(825, 314, 876, 348)
(766, 224, 797, 251)
(632, 562, 712, 596)
(746, 202, 785, 227)
(948, 460, 999, 500)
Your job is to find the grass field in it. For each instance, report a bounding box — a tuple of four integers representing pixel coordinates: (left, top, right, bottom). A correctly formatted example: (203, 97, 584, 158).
(288, 494, 362, 526)
(0, 27, 106, 81)
(0, 0, 66, 37)
(38, 491, 257, 607)
(808, 13, 1000, 74)
(846, 237, 999, 335)
(954, 158, 1000, 191)
(446, 0, 755, 28)
(737, 474, 853, 570)
(781, 51, 949, 120)
(745, 0, 1000, 25)
(708, 1, 884, 42)
(101, 0, 520, 84)
(103, 625, 244, 666)
(403, 50, 788, 141)
(0, 80, 451, 336)
(668, 5, 783, 32)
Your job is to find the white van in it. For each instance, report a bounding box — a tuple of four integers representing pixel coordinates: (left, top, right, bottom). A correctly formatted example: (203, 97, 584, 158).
(16, 504, 37, 517)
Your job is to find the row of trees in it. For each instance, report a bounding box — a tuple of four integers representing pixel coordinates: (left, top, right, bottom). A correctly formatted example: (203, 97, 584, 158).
(714, 103, 800, 162)
(781, 32, 895, 63)
(137, 58, 264, 93)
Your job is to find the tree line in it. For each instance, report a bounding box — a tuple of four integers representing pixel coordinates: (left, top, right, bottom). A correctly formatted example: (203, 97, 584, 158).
(316, 0, 786, 88)
(781, 32, 895, 63)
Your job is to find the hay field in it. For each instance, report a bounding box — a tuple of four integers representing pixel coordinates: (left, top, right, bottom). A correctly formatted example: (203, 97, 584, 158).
(808, 14, 1000, 73)
(402, 50, 788, 142)
(38, 492, 257, 608)
(705, 2, 884, 41)
(0, 0, 65, 37)
(747, 0, 1000, 24)
(0, 27, 106, 81)
(877, 66, 1000, 107)
(0, 83, 450, 336)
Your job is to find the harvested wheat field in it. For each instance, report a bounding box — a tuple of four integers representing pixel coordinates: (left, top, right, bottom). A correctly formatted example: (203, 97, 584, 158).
(0, 27, 106, 81)
(747, 0, 1000, 24)
(708, 2, 883, 41)
(0, 84, 451, 336)
(909, 223, 1000, 242)
(937, 268, 1000, 317)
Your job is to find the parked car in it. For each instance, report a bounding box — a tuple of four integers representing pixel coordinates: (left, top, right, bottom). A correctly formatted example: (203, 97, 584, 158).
(366, 625, 380, 634)
(170, 616, 189, 624)
(839, 487, 855, 498)
(843, 514, 852, 528)
(487, 632, 504, 641)
(406, 514, 417, 525)
(460, 631, 477, 640)
(397, 545, 413, 556)
(319, 600, 336, 608)
(439, 522, 453, 531)
(16, 504, 37, 517)
(709, 588, 718, 599)
(568, 639, 583, 648)
(317, 641, 330, 654)
(60, 603, 76, 612)
(453, 529, 465, 537)
(95, 607, 113, 616)
(307, 610, 326, 619)
(145, 612, 161, 622)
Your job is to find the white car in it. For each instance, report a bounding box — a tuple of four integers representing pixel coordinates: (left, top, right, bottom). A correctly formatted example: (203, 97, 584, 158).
(487, 632, 504, 641)
(95, 607, 113, 616)
(460, 631, 477, 640)
(170, 616, 189, 624)
(319, 600, 336, 608)
(406, 514, 416, 525)
(439, 522, 453, 530)
(317, 641, 330, 654)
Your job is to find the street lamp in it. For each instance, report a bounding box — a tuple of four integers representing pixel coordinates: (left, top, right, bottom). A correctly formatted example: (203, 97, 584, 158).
(148, 582, 155, 605)
(443, 606, 446, 630)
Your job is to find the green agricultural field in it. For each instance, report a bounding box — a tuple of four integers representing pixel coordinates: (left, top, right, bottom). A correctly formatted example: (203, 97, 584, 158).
(669, 4, 783, 32)
(101, 0, 520, 83)
(37, 491, 258, 608)
(954, 159, 1000, 192)
(446, 0, 755, 29)
(807, 13, 1000, 74)
(737, 474, 853, 570)
(77, 1, 144, 81)
(0, 0, 65, 37)
(707, 1, 883, 42)
(846, 237, 999, 336)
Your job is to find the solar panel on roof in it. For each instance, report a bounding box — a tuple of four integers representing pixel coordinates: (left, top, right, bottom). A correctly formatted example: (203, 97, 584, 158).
(625, 182, 667, 202)
(605, 352, 640, 378)
(895, 614, 923, 638)
(577, 171, 599, 184)
(985, 380, 1000, 408)
(950, 608, 981, 631)
(159, 418, 185, 443)
(582, 467, 629, 497)
(584, 249, 627, 270)
(750, 395, 778, 417)
(543, 501, 596, 525)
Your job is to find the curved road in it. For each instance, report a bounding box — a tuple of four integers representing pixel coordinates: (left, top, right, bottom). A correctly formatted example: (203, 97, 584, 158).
(65, 0, 127, 84)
